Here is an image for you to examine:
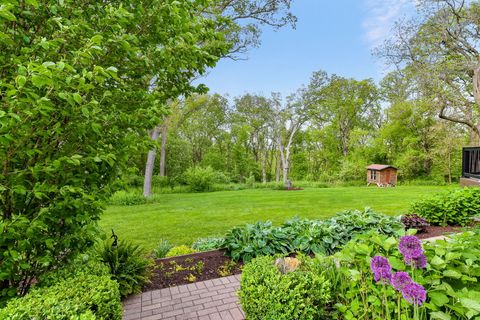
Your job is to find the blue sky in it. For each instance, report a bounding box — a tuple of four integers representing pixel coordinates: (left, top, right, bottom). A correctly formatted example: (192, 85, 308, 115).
(201, 0, 416, 98)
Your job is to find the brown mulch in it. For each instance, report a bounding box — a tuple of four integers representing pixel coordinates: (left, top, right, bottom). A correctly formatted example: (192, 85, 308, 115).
(415, 225, 464, 239)
(143, 249, 242, 291)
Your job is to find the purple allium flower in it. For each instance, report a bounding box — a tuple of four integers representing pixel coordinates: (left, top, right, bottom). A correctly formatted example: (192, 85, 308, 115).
(399, 236, 423, 260)
(370, 256, 392, 283)
(402, 282, 427, 305)
(405, 254, 427, 269)
(391, 271, 413, 291)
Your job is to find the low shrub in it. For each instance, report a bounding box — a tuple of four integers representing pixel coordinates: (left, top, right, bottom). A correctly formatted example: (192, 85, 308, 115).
(38, 252, 110, 287)
(108, 190, 147, 206)
(323, 231, 480, 319)
(224, 208, 402, 261)
(166, 245, 197, 257)
(410, 187, 480, 226)
(401, 213, 430, 233)
(153, 239, 174, 259)
(96, 239, 153, 297)
(239, 255, 331, 320)
(0, 274, 122, 319)
(192, 237, 225, 251)
(184, 166, 217, 192)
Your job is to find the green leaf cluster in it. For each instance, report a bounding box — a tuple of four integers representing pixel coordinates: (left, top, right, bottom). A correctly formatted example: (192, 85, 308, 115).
(410, 188, 480, 226)
(224, 208, 403, 262)
(0, 273, 122, 319)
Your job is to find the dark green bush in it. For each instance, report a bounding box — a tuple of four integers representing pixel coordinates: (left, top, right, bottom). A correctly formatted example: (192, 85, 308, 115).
(410, 188, 480, 226)
(96, 239, 153, 297)
(239, 255, 331, 320)
(0, 274, 122, 319)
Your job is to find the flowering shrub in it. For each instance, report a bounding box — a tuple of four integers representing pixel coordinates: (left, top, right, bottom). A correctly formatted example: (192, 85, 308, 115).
(321, 231, 480, 320)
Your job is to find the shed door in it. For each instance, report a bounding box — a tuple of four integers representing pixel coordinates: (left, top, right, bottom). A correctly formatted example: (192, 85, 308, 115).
(385, 170, 391, 183)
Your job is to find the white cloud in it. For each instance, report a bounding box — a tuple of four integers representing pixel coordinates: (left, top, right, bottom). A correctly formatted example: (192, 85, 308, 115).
(362, 0, 416, 48)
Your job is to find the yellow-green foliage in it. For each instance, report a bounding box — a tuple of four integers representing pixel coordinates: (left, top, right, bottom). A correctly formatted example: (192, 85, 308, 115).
(166, 245, 197, 257)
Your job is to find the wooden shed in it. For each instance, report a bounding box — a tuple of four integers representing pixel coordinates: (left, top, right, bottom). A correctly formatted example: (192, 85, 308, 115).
(366, 164, 398, 187)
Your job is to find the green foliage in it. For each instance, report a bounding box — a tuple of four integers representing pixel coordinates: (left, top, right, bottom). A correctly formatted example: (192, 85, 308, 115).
(109, 190, 148, 206)
(324, 231, 480, 320)
(224, 221, 291, 262)
(410, 188, 480, 226)
(0, 274, 122, 320)
(224, 208, 402, 261)
(96, 240, 153, 297)
(239, 255, 331, 320)
(166, 245, 197, 257)
(0, 0, 229, 300)
(153, 239, 174, 259)
(184, 166, 217, 192)
(38, 252, 110, 287)
(192, 237, 225, 251)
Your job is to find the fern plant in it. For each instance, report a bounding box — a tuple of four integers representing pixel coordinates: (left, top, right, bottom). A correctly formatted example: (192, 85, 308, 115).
(97, 239, 153, 297)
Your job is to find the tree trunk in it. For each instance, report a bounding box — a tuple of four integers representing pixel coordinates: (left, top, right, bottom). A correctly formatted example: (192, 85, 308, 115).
(159, 125, 168, 177)
(275, 152, 281, 182)
(262, 149, 267, 183)
(143, 127, 161, 197)
(448, 152, 452, 184)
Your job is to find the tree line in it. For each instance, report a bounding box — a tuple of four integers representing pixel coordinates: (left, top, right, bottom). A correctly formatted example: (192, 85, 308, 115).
(138, 70, 467, 195)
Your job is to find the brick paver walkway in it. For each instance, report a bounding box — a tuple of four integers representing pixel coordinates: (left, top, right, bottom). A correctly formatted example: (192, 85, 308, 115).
(122, 275, 244, 320)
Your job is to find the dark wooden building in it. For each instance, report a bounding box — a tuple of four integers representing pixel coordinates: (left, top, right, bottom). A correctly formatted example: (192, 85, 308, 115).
(461, 147, 480, 187)
(367, 164, 398, 187)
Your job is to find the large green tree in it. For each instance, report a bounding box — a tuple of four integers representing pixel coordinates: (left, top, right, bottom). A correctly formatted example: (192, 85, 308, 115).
(378, 0, 480, 143)
(0, 0, 229, 299)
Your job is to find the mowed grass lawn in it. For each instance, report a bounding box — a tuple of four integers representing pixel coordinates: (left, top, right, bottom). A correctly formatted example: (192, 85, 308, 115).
(101, 186, 449, 251)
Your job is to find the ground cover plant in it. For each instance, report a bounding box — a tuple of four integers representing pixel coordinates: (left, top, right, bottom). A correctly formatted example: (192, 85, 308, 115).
(101, 186, 447, 250)
(223, 208, 403, 261)
(410, 188, 480, 226)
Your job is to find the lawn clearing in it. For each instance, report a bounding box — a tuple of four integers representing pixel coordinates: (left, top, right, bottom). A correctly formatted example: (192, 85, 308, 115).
(100, 186, 449, 251)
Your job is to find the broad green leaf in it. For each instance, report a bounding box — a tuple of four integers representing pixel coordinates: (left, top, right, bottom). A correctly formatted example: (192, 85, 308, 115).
(429, 292, 449, 307)
(430, 311, 451, 320)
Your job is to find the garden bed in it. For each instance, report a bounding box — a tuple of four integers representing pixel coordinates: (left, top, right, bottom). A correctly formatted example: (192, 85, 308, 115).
(415, 225, 463, 239)
(143, 249, 242, 291)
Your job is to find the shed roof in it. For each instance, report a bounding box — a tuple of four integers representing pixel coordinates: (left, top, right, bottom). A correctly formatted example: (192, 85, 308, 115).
(366, 164, 397, 171)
